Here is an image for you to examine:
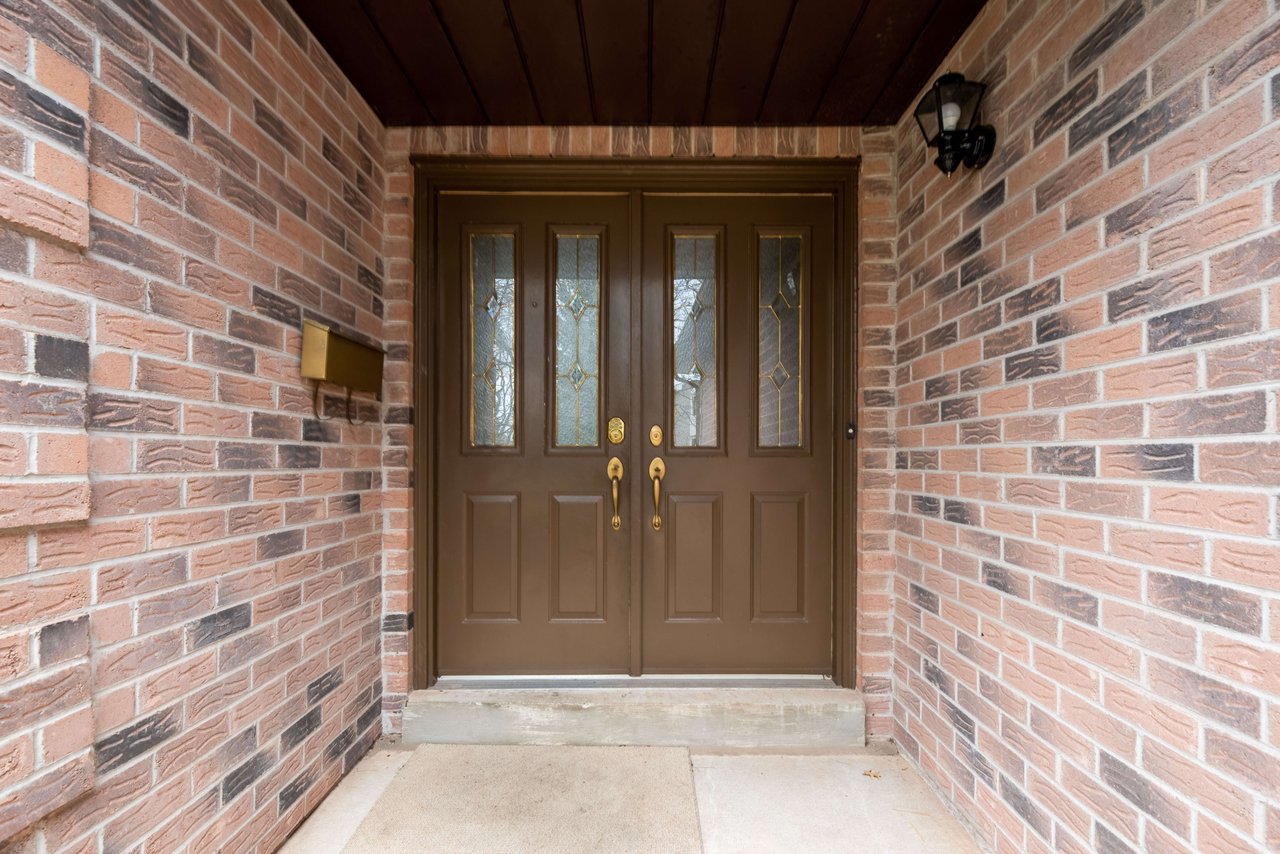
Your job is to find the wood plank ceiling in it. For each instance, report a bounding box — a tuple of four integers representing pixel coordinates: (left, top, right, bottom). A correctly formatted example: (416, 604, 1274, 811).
(287, 0, 988, 126)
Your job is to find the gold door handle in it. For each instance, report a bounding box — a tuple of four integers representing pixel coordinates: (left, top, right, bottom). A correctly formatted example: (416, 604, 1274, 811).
(607, 457, 624, 530)
(648, 457, 665, 531)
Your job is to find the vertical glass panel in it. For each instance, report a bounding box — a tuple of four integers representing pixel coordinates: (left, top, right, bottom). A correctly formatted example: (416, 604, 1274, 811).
(553, 234, 601, 447)
(672, 235, 718, 447)
(470, 233, 516, 447)
(758, 235, 803, 447)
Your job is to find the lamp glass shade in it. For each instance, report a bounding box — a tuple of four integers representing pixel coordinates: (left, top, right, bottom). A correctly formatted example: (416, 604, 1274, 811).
(914, 73, 987, 146)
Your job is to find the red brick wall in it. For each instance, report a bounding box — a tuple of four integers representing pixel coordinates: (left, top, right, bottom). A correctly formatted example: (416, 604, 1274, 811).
(891, 0, 1280, 851)
(0, 0, 388, 849)
(379, 125, 901, 737)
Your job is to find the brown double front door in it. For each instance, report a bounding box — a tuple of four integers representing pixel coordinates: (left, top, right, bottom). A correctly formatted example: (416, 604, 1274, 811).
(435, 188, 835, 676)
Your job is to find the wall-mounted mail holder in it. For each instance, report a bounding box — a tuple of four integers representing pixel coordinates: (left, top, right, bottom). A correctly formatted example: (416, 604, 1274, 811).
(300, 319, 384, 424)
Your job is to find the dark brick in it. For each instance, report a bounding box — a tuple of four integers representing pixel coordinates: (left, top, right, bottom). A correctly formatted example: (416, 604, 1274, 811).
(909, 451, 939, 470)
(1033, 445, 1096, 477)
(1210, 232, 1280, 293)
(960, 250, 999, 288)
(221, 751, 273, 804)
(220, 170, 277, 226)
(1099, 752, 1190, 837)
(944, 229, 982, 268)
(335, 493, 361, 514)
(307, 667, 344, 704)
(1148, 293, 1261, 352)
(961, 743, 997, 789)
(253, 99, 302, 158)
(278, 769, 315, 813)
(228, 310, 279, 347)
(280, 444, 322, 469)
(88, 393, 178, 432)
(1124, 444, 1196, 481)
(1068, 73, 1146, 154)
(1150, 391, 1267, 437)
(325, 726, 355, 763)
(193, 334, 256, 373)
(34, 335, 88, 382)
(262, 0, 307, 45)
(1000, 775, 1051, 840)
(38, 616, 89, 665)
(0, 225, 25, 272)
(961, 420, 1001, 445)
(381, 613, 410, 633)
(982, 562, 1029, 599)
(922, 660, 952, 695)
(1005, 346, 1060, 381)
(251, 412, 296, 440)
(357, 265, 383, 296)
(261, 171, 307, 219)
(863, 389, 894, 407)
(925, 376, 956, 400)
(1149, 573, 1261, 635)
(217, 442, 273, 470)
(281, 707, 321, 751)
(303, 418, 340, 443)
(924, 323, 958, 352)
(90, 217, 180, 280)
(1034, 72, 1099, 145)
(1108, 81, 1200, 165)
(1069, 0, 1144, 77)
(1106, 172, 1197, 242)
(189, 603, 251, 649)
(1096, 823, 1137, 854)
(91, 128, 183, 206)
(258, 529, 304, 560)
(114, 0, 182, 55)
(1107, 264, 1203, 321)
(909, 583, 939, 614)
(251, 286, 302, 328)
(3, 70, 85, 150)
(944, 500, 974, 525)
(356, 698, 381, 734)
(942, 697, 975, 743)
(1005, 278, 1060, 320)
(1036, 579, 1099, 625)
(193, 118, 256, 181)
(95, 705, 180, 772)
(912, 495, 941, 517)
(941, 396, 978, 421)
(1210, 20, 1280, 102)
(1034, 311, 1074, 343)
(965, 179, 1005, 223)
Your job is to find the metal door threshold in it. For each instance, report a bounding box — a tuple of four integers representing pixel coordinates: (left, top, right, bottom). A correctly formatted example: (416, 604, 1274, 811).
(432, 674, 838, 690)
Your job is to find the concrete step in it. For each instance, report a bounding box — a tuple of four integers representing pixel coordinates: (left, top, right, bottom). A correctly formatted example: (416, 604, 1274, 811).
(402, 678, 865, 749)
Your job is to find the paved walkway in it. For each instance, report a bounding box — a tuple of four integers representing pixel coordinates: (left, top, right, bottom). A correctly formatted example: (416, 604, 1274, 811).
(282, 741, 980, 853)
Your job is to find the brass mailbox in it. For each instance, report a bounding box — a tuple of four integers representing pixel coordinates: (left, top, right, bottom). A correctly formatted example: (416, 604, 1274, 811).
(301, 319, 384, 421)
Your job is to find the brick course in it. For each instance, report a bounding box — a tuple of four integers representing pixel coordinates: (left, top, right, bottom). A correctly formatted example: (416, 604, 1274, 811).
(892, 0, 1280, 851)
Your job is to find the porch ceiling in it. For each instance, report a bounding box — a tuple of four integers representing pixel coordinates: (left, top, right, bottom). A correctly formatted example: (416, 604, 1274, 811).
(287, 0, 988, 126)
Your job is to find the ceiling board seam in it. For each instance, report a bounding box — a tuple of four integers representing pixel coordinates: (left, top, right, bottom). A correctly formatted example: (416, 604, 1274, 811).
(806, 0, 872, 125)
(863, 0, 948, 123)
(355, 0, 438, 123)
(700, 0, 728, 125)
(646, 1, 654, 124)
(754, 0, 800, 124)
(501, 0, 544, 123)
(574, 0, 598, 124)
(426, 0, 492, 124)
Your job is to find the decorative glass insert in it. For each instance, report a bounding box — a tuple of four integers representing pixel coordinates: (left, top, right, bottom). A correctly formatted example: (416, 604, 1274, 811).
(470, 233, 517, 447)
(553, 235, 601, 447)
(758, 235, 803, 447)
(672, 235, 718, 447)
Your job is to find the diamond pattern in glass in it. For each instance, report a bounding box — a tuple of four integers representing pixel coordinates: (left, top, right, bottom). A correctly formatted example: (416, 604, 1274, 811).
(553, 235, 601, 447)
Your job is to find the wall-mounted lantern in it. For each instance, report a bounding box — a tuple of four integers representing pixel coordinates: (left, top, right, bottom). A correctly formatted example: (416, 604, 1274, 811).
(913, 72, 996, 176)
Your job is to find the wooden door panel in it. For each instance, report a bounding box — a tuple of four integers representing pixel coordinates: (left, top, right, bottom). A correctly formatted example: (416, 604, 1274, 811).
(751, 493, 806, 621)
(666, 493, 722, 621)
(464, 494, 521, 620)
(549, 495, 606, 621)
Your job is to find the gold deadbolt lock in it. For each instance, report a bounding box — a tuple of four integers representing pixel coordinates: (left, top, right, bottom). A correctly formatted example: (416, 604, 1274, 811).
(649, 424, 663, 446)
(607, 417, 625, 445)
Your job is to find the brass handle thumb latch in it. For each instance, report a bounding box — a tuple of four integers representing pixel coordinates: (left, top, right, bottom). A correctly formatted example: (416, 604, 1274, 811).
(607, 457, 624, 530)
(648, 457, 665, 531)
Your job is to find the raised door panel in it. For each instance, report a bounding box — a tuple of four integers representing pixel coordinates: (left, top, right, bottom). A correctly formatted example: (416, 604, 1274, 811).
(550, 495, 605, 621)
(667, 494, 721, 620)
(752, 494, 806, 621)
(465, 494, 520, 620)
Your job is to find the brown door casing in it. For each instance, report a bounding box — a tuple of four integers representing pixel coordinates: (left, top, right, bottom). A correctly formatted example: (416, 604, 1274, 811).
(414, 161, 859, 687)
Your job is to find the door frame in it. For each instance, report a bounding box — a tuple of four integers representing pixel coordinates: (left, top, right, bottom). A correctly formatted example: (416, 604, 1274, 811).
(411, 157, 861, 688)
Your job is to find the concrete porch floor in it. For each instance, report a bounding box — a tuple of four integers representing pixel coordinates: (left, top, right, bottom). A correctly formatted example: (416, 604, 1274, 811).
(280, 740, 980, 853)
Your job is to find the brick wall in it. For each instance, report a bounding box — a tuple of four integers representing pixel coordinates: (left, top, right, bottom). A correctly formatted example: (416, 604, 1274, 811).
(379, 125, 901, 737)
(0, 0, 388, 850)
(891, 0, 1280, 851)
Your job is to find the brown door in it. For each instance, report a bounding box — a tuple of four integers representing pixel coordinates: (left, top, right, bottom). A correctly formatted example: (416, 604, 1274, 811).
(435, 193, 633, 674)
(434, 189, 834, 676)
(640, 195, 834, 673)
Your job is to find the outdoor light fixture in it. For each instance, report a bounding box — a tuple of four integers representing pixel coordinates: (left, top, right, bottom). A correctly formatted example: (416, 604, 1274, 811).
(913, 72, 996, 176)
